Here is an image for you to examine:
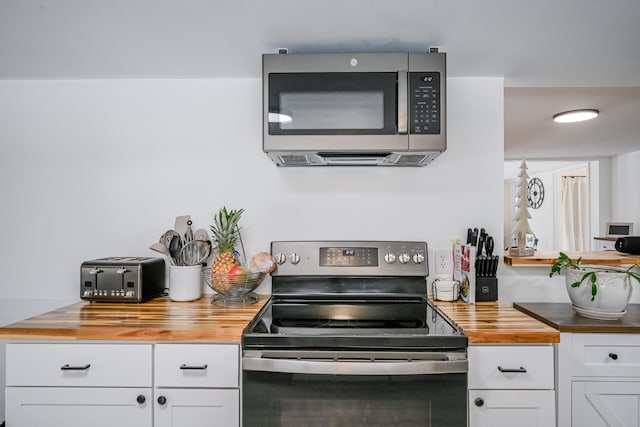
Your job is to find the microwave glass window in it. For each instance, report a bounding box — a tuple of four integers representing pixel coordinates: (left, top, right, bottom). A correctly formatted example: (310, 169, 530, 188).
(268, 72, 397, 135)
(279, 91, 384, 130)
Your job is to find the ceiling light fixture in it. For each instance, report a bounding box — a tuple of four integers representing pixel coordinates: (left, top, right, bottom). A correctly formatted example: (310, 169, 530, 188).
(553, 109, 599, 123)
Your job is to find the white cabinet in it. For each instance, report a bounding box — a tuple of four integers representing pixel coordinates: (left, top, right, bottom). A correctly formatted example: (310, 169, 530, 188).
(5, 343, 153, 427)
(154, 344, 240, 427)
(6, 387, 152, 427)
(468, 345, 556, 427)
(558, 332, 640, 427)
(154, 388, 239, 427)
(594, 238, 617, 251)
(4, 342, 241, 427)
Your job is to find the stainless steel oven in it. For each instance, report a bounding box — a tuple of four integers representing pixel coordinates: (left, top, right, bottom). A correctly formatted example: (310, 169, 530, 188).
(242, 241, 468, 426)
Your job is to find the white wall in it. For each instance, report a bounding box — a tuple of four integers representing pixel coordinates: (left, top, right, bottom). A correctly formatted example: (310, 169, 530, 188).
(0, 77, 505, 299)
(611, 150, 640, 231)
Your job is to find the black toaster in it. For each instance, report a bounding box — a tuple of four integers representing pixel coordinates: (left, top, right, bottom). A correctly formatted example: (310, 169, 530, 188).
(80, 257, 166, 302)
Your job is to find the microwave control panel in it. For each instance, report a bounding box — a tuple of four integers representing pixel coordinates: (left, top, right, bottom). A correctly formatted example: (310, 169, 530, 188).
(409, 72, 441, 135)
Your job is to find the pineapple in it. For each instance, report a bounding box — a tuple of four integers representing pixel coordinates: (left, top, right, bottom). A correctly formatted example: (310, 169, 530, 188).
(210, 207, 244, 290)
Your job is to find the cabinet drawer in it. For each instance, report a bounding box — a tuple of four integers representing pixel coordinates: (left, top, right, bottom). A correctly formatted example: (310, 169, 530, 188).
(6, 343, 152, 387)
(154, 344, 239, 388)
(570, 333, 640, 377)
(469, 345, 554, 390)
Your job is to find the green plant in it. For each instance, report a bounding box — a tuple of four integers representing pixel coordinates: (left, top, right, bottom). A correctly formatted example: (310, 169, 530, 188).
(550, 252, 640, 301)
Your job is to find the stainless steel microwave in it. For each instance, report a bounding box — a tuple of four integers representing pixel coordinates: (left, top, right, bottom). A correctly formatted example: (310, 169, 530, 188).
(262, 52, 446, 166)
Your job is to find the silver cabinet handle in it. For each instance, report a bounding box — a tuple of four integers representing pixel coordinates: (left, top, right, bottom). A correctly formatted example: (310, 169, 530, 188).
(61, 364, 91, 371)
(180, 363, 208, 370)
(497, 366, 527, 373)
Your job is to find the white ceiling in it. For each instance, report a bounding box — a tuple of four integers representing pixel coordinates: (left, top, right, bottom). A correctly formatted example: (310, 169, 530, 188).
(1, 0, 639, 158)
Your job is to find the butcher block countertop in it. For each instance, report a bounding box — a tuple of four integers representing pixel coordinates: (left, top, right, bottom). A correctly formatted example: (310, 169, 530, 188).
(434, 300, 560, 344)
(514, 303, 640, 333)
(0, 295, 269, 343)
(504, 250, 640, 267)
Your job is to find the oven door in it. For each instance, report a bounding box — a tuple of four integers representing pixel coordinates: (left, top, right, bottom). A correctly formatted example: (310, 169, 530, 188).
(242, 350, 468, 427)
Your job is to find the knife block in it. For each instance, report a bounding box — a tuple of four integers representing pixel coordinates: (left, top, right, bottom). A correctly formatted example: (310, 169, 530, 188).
(475, 277, 498, 302)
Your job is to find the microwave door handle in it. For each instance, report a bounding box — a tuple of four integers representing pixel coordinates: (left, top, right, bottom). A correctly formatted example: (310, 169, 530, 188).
(397, 70, 408, 134)
(242, 356, 467, 376)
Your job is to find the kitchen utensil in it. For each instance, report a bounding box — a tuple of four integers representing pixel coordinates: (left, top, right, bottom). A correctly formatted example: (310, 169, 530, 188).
(486, 236, 494, 256)
(149, 242, 176, 266)
(169, 235, 183, 265)
(193, 228, 210, 242)
(173, 215, 191, 241)
(160, 229, 180, 249)
(180, 240, 211, 266)
(184, 220, 194, 243)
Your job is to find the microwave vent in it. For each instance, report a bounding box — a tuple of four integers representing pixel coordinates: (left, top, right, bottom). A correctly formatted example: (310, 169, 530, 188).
(392, 153, 441, 166)
(278, 154, 311, 166)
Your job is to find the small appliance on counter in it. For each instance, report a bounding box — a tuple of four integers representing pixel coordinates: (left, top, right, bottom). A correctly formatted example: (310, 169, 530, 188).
(615, 236, 640, 255)
(80, 257, 165, 302)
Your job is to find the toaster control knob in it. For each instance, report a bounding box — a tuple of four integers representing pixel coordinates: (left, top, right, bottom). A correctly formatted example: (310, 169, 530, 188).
(274, 253, 286, 265)
(116, 267, 129, 274)
(384, 252, 397, 264)
(412, 253, 425, 264)
(289, 253, 300, 265)
(398, 252, 410, 264)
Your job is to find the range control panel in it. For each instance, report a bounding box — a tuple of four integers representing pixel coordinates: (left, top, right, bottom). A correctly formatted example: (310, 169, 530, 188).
(271, 241, 428, 277)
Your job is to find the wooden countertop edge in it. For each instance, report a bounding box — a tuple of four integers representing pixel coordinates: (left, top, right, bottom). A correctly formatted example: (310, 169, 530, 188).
(514, 303, 640, 333)
(465, 331, 560, 344)
(504, 250, 640, 267)
(0, 327, 246, 342)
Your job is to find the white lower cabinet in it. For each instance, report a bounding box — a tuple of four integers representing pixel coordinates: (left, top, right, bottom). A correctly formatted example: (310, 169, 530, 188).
(4, 342, 240, 427)
(6, 387, 152, 427)
(558, 332, 640, 427)
(468, 345, 556, 427)
(154, 388, 239, 427)
(154, 344, 239, 427)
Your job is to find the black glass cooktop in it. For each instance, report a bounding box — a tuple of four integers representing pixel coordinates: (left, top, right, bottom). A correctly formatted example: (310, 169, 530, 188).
(242, 298, 467, 351)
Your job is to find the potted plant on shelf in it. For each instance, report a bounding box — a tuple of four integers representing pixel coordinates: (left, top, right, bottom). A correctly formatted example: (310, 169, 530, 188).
(550, 252, 640, 320)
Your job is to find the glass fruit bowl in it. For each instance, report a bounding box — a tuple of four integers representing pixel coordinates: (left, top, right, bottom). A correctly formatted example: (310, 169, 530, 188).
(203, 269, 265, 307)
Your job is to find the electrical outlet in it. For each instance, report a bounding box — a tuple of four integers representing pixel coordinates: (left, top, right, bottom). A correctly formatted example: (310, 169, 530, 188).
(435, 248, 452, 274)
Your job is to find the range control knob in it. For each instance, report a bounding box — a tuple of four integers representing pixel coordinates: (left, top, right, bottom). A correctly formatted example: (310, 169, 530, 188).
(274, 253, 286, 265)
(384, 252, 397, 264)
(289, 253, 300, 265)
(398, 252, 410, 264)
(412, 253, 425, 264)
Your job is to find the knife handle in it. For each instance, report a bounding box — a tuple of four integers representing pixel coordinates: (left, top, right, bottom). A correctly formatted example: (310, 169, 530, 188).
(486, 236, 494, 257)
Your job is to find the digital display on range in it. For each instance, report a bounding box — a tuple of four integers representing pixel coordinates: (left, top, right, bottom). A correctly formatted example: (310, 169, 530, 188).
(319, 247, 378, 267)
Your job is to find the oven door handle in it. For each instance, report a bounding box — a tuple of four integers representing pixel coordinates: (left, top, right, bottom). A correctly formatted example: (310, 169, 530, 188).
(242, 356, 467, 376)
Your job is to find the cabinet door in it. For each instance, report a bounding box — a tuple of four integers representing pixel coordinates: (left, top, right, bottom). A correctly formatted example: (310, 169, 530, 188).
(6, 387, 152, 427)
(469, 390, 555, 427)
(155, 388, 239, 427)
(572, 381, 640, 427)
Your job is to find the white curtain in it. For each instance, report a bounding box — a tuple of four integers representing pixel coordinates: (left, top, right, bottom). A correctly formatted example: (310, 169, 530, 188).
(560, 176, 589, 251)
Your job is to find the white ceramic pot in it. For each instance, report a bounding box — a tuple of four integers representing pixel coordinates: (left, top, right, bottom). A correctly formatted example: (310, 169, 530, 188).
(565, 266, 633, 316)
(169, 265, 203, 302)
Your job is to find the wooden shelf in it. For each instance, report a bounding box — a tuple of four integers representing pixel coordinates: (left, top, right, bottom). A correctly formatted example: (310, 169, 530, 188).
(504, 250, 640, 267)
